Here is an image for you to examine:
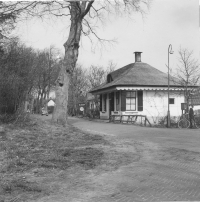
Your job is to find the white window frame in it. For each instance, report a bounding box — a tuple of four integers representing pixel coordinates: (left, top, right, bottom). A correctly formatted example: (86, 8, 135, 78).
(126, 91, 136, 111)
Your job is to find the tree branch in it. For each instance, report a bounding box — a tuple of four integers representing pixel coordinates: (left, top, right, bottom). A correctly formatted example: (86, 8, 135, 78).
(82, 1, 94, 18)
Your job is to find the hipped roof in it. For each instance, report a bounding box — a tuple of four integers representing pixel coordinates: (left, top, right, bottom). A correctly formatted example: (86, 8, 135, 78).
(90, 62, 193, 93)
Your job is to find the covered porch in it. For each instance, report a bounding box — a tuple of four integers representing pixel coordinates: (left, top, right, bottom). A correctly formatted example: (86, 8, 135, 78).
(94, 86, 185, 125)
(99, 89, 143, 120)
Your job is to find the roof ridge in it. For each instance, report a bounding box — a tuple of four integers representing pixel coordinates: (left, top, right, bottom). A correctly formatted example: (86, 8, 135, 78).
(109, 63, 133, 80)
(141, 63, 167, 75)
(107, 64, 134, 85)
(109, 63, 133, 73)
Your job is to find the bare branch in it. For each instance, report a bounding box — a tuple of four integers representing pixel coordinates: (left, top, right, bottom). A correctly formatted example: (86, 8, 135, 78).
(82, 1, 94, 18)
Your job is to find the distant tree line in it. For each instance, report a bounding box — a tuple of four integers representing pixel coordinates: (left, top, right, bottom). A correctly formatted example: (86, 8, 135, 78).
(0, 39, 60, 122)
(0, 35, 116, 122)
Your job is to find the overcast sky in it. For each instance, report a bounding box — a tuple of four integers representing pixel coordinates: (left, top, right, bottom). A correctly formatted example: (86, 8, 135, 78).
(15, 0, 199, 74)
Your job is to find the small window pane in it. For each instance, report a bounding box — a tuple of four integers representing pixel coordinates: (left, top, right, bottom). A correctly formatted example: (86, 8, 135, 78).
(130, 105, 136, 110)
(130, 99, 135, 104)
(126, 98, 130, 104)
(169, 98, 175, 104)
(126, 104, 130, 110)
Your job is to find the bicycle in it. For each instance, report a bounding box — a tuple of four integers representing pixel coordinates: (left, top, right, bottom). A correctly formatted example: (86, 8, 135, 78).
(178, 113, 200, 129)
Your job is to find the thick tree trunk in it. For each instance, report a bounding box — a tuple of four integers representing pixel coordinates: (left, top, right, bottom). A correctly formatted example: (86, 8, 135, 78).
(52, 64, 69, 124)
(52, 2, 83, 124)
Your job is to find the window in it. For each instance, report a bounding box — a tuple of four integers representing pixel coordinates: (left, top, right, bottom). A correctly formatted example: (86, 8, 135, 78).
(103, 94, 107, 111)
(169, 98, 175, 104)
(116, 92, 119, 111)
(126, 91, 136, 110)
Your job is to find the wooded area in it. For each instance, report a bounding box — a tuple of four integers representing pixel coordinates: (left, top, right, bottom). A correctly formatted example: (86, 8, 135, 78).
(0, 36, 115, 122)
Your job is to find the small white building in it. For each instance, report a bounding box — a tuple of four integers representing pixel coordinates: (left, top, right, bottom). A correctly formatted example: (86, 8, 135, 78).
(47, 99, 55, 107)
(90, 52, 197, 124)
(86, 93, 99, 110)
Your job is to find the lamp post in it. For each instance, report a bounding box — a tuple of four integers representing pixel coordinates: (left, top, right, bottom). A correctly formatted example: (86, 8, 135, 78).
(167, 44, 174, 128)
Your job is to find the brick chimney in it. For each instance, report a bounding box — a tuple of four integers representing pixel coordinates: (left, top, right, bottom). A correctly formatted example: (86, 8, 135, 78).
(134, 52, 142, 62)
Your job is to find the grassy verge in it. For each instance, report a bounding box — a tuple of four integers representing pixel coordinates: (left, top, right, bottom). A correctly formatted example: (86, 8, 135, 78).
(0, 117, 109, 202)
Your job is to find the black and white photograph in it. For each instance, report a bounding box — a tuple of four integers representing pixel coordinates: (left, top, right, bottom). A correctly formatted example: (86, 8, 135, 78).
(0, 0, 200, 201)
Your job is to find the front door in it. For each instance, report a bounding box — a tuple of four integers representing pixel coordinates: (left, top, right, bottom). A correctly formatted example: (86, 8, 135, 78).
(109, 92, 114, 117)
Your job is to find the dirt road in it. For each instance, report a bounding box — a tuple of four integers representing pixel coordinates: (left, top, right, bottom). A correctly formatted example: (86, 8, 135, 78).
(67, 117, 200, 202)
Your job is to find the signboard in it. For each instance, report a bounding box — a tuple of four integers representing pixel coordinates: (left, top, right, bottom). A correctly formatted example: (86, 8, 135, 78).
(181, 103, 187, 110)
(79, 103, 85, 107)
(78, 103, 85, 115)
(80, 107, 84, 112)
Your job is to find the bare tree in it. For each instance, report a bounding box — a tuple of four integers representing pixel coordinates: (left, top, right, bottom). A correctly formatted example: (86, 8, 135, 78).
(106, 60, 117, 75)
(68, 64, 88, 116)
(88, 65, 106, 88)
(33, 47, 60, 113)
(87, 62, 116, 112)
(88, 61, 116, 89)
(0, 39, 38, 116)
(173, 48, 200, 109)
(1, 0, 151, 124)
(0, 1, 16, 38)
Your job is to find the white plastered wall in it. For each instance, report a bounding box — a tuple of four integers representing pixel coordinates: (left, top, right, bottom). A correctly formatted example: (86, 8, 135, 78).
(99, 90, 185, 122)
(141, 90, 184, 124)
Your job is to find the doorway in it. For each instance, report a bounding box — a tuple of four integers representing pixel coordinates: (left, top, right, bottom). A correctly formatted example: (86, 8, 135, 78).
(109, 92, 114, 118)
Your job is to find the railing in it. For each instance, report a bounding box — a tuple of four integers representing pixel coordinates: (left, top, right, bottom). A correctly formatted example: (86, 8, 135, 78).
(110, 114, 151, 127)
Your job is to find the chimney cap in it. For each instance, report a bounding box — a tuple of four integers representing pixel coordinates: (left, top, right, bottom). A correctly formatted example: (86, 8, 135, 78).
(134, 51, 142, 62)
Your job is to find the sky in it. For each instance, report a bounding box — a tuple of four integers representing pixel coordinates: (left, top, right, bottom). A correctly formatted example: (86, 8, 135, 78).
(15, 0, 199, 74)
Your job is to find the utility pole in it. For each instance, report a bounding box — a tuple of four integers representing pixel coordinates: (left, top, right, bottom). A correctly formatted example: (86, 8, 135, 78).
(167, 44, 173, 128)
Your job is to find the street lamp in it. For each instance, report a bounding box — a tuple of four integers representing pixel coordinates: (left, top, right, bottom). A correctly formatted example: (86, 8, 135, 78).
(167, 44, 174, 128)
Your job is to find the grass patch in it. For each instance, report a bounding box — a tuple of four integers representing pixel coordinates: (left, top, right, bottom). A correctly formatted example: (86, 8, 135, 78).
(62, 147, 104, 169)
(0, 116, 108, 201)
(1, 179, 42, 193)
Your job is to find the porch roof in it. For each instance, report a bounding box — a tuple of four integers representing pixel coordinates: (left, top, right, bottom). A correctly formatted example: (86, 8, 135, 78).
(91, 86, 188, 94)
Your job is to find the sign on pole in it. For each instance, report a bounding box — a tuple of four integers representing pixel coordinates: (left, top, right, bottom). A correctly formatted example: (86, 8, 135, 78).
(78, 103, 85, 115)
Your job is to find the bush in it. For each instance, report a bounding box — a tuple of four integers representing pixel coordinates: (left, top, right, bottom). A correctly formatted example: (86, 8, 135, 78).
(85, 109, 100, 119)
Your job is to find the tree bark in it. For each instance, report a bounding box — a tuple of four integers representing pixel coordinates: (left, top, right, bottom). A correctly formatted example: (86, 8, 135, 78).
(52, 2, 83, 124)
(52, 64, 69, 124)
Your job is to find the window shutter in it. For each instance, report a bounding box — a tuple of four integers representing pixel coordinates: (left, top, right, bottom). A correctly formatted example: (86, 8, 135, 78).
(121, 91, 126, 111)
(104, 94, 107, 111)
(100, 95, 102, 111)
(110, 92, 114, 112)
(137, 91, 143, 111)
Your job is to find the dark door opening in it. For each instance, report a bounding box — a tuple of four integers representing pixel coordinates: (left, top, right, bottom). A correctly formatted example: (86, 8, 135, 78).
(109, 92, 114, 118)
